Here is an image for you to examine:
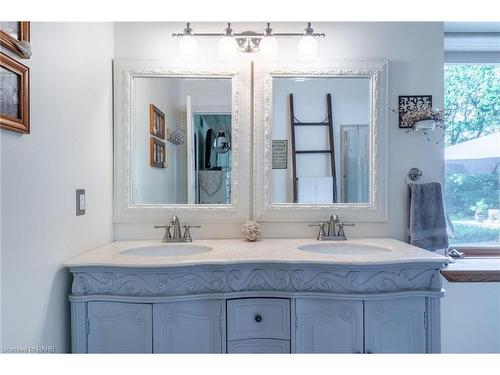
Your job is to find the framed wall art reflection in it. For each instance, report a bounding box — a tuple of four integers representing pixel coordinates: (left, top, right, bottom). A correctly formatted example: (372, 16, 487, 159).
(1, 52, 30, 134)
(0, 22, 31, 59)
(150, 137, 166, 168)
(149, 104, 165, 139)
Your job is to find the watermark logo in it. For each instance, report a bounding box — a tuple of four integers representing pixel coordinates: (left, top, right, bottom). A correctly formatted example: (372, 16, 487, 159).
(1, 345, 56, 353)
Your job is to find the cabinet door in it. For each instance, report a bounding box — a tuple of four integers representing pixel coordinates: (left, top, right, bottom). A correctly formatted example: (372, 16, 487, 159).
(295, 299, 363, 353)
(153, 300, 222, 353)
(88, 302, 152, 353)
(364, 297, 426, 353)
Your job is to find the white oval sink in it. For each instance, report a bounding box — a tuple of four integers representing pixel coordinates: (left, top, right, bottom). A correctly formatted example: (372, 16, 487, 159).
(298, 243, 391, 255)
(120, 244, 212, 257)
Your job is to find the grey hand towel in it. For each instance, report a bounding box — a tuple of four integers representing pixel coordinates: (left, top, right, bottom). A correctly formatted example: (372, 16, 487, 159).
(408, 182, 449, 251)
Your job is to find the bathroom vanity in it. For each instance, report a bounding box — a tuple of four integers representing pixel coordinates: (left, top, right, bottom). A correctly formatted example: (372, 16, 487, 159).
(95, 58, 450, 353)
(66, 238, 447, 353)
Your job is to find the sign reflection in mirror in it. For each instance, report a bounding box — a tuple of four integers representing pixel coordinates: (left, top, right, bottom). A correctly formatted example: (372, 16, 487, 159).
(132, 77, 232, 205)
(271, 77, 370, 204)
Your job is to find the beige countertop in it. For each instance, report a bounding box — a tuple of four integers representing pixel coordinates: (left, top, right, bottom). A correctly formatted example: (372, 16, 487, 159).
(65, 238, 448, 268)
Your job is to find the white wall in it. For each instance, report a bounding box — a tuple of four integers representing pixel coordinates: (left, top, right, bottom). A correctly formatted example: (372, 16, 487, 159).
(180, 78, 232, 109)
(441, 279, 500, 352)
(0, 23, 114, 352)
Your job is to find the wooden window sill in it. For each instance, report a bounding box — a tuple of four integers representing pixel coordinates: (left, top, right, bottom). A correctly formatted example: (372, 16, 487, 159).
(441, 258, 500, 282)
(452, 246, 500, 257)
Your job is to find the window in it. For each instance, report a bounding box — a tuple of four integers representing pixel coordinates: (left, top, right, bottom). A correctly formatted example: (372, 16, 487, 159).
(444, 63, 500, 247)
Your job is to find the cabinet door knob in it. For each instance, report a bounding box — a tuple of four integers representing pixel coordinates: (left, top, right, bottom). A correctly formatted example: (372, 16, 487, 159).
(254, 314, 262, 323)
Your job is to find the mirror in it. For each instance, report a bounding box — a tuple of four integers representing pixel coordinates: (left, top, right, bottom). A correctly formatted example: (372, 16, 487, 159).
(271, 77, 370, 204)
(131, 77, 232, 205)
(114, 60, 250, 224)
(253, 60, 388, 222)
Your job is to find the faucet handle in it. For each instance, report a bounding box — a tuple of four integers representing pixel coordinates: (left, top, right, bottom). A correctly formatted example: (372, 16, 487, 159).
(337, 222, 354, 238)
(154, 224, 172, 240)
(155, 224, 172, 233)
(182, 224, 201, 242)
(318, 222, 327, 240)
(308, 222, 327, 240)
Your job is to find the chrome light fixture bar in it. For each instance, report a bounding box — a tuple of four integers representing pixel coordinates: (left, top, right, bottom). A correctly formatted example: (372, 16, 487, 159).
(173, 22, 325, 59)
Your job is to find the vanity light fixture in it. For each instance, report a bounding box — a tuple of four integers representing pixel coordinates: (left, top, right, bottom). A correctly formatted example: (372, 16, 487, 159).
(177, 23, 199, 61)
(259, 23, 279, 60)
(172, 22, 325, 60)
(297, 23, 319, 62)
(218, 23, 239, 62)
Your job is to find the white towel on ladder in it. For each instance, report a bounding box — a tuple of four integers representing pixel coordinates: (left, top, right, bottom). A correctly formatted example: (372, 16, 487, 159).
(297, 177, 334, 203)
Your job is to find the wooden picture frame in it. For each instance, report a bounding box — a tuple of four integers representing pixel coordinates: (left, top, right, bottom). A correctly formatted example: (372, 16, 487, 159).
(1, 52, 30, 134)
(149, 104, 165, 139)
(150, 137, 166, 168)
(0, 22, 31, 59)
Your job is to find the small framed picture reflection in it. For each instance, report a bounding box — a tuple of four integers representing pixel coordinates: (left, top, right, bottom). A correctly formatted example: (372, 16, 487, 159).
(0, 22, 31, 59)
(149, 104, 165, 139)
(1, 52, 30, 134)
(150, 137, 166, 168)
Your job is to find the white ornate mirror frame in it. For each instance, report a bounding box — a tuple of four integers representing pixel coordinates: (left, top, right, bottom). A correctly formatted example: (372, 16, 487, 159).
(253, 59, 388, 222)
(114, 59, 251, 223)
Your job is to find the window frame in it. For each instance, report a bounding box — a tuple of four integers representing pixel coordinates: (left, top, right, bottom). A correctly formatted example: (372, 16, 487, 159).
(444, 34, 500, 255)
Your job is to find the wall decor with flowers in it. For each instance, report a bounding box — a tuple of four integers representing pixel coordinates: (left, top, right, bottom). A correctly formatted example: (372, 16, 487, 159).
(398, 95, 433, 128)
(396, 95, 445, 142)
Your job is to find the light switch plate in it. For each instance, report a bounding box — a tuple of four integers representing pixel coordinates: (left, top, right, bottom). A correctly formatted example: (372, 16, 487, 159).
(76, 189, 85, 216)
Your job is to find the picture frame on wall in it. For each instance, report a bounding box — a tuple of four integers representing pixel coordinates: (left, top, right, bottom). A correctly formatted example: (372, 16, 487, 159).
(150, 137, 166, 168)
(149, 104, 165, 139)
(1, 52, 30, 134)
(398, 95, 432, 128)
(0, 22, 31, 59)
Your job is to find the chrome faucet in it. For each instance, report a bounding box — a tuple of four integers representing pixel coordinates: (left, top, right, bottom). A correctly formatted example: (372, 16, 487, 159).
(155, 215, 201, 243)
(309, 214, 355, 241)
(170, 215, 182, 239)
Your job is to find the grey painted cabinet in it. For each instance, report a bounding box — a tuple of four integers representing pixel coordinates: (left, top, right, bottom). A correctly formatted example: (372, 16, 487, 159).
(153, 300, 223, 353)
(87, 302, 153, 353)
(70, 263, 444, 353)
(295, 299, 363, 353)
(364, 297, 426, 353)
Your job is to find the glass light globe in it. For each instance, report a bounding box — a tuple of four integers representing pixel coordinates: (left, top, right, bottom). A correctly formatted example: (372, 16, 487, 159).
(178, 34, 199, 60)
(298, 34, 318, 62)
(259, 35, 279, 60)
(218, 35, 238, 61)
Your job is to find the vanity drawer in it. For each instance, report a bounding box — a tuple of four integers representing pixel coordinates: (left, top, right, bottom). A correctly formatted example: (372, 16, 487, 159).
(227, 339, 290, 354)
(226, 298, 290, 340)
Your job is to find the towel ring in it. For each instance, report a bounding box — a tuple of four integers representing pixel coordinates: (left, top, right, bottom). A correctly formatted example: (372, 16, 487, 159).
(405, 168, 423, 185)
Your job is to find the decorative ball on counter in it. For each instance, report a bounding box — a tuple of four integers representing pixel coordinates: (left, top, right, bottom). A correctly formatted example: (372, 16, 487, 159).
(241, 221, 262, 242)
